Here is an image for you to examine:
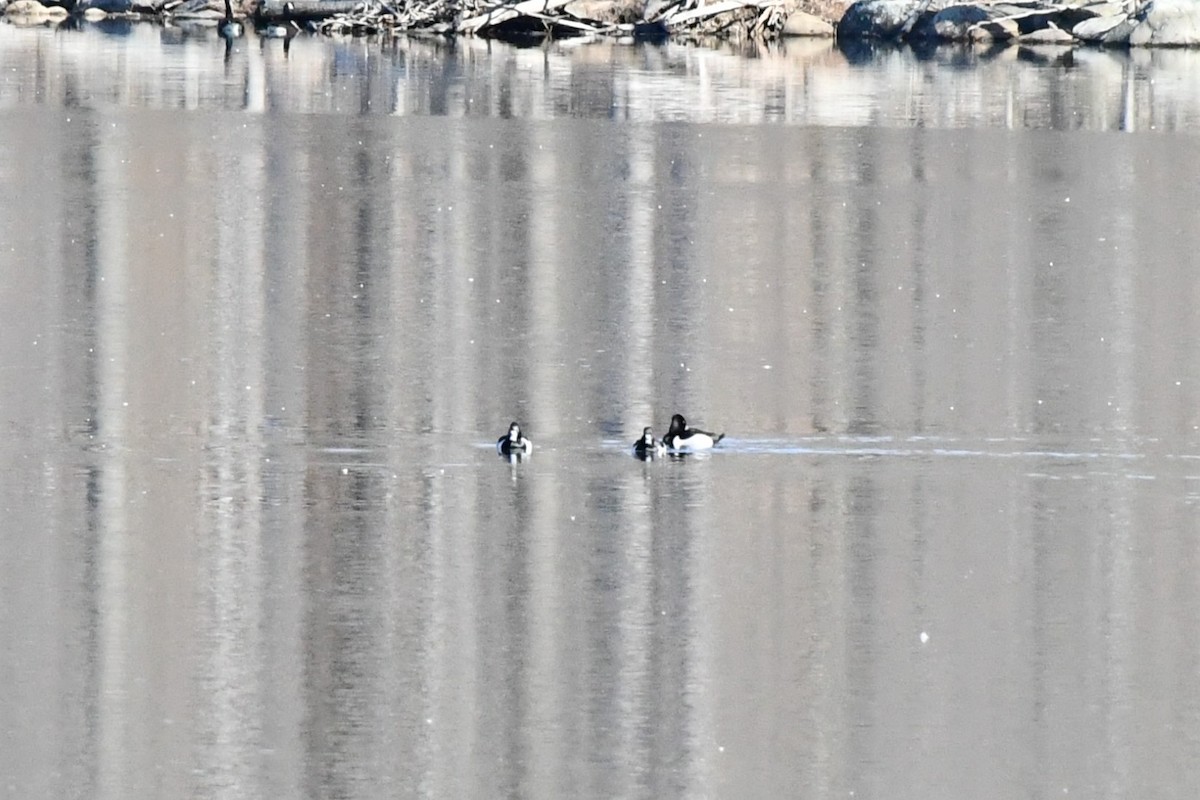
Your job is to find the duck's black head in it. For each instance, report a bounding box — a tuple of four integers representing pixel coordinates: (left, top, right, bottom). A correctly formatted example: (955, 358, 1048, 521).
(642, 426, 655, 443)
(667, 414, 687, 435)
(508, 422, 522, 440)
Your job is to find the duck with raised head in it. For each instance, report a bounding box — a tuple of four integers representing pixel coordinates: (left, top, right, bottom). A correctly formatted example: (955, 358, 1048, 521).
(497, 422, 532, 456)
(632, 426, 666, 459)
(662, 413, 724, 451)
(219, 0, 243, 38)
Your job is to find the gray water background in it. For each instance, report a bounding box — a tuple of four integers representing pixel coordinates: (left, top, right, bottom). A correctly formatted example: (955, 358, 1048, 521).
(3, 23, 1200, 799)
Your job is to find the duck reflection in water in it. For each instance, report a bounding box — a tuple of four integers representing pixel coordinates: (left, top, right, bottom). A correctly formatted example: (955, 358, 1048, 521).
(632, 427, 666, 460)
(219, 0, 243, 38)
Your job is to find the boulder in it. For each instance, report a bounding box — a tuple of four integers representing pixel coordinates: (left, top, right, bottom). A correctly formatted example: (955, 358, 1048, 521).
(1019, 20, 1077, 39)
(1129, 0, 1200, 45)
(968, 15, 1021, 38)
(925, 3, 991, 39)
(795, 0, 854, 23)
(563, 0, 642, 23)
(836, 0, 925, 39)
(5, 0, 50, 15)
(77, 0, 132, 11)
(783, 8, 836, 33)
(1072, 12, 1137, 41)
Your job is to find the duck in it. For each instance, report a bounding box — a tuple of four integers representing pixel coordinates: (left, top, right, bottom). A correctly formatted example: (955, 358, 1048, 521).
(219, 0, 244, 38)
(662, 413, 724, 450)
(632, 427, 666, 459)
(497, 422, 532, 456)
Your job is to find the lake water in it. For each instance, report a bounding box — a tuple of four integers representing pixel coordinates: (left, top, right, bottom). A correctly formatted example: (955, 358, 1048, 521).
(3, 21, 1200, 799)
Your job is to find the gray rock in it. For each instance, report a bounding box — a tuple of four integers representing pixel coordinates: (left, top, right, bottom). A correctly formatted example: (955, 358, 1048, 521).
(836, 0, 925, 39)
(783, 9, 836, 35)
(563, 0, 642, 23)
(928, 3, 991, 39)
(77, 0, 132, 12)
(968, 15, 1021, 38)
(4, 0, 42, 14)
(1019, 20, 1078, 39)
(1129, 0, 1200, 45)
(1072, 12, 1137, 41)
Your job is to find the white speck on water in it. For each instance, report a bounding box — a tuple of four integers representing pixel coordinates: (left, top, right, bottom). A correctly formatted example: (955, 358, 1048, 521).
(1064, 197, 1070, 202)
(763, 364, 772, 370)
(341, 468, 349, 475)
(718, 746, 725, 753)
(920, 631, 929, 644)
(570, 516, 576, 521)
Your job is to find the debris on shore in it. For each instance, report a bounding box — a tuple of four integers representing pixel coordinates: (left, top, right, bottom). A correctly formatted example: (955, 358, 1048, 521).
(4, 0, 1199, 47)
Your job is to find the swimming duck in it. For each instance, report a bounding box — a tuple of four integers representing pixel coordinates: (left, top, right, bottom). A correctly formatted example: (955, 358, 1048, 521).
(633, 427, 666, 459)
(662, 413, 724, 450)
(497, 422, 532, 456)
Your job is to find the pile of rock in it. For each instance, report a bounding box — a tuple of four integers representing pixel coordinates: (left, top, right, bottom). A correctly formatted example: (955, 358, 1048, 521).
(837, 0, 1200, 46)
(5, 0, 1198, 46)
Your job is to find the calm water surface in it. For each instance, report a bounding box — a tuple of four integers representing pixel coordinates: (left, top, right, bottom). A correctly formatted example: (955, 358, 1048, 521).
(3, 22, 1200, 799)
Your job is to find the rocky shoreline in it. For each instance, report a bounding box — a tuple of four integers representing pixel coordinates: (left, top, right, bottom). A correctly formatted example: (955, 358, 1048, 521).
(3, 0, 1198, 46)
